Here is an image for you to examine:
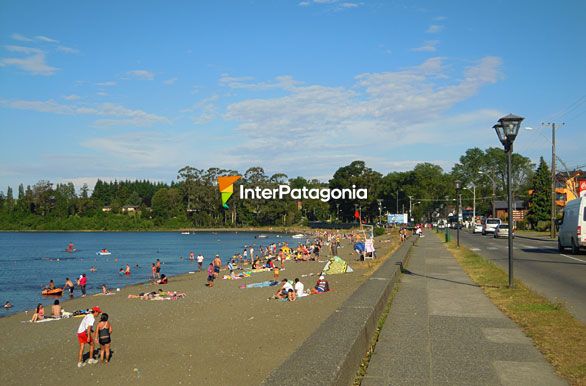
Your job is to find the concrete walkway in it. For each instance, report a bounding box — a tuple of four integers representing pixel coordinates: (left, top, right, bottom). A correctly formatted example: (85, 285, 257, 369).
(362, 234, 566, 386)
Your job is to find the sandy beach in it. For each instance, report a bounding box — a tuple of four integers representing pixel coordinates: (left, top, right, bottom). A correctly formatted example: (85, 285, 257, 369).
(0, 232, 398, 385)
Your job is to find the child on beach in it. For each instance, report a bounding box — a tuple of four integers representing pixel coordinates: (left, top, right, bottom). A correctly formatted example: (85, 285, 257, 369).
(207, 263, 215, 287)
(197, 253, 204, 271)
(273, 266, 280, 280)
(94, 313, 112, 363)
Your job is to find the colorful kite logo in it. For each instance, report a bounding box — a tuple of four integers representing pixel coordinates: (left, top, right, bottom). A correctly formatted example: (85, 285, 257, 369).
(218, 176, 241, 209)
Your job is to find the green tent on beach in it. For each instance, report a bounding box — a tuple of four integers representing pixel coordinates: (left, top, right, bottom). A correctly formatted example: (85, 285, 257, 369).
(322, 256, 353, 275)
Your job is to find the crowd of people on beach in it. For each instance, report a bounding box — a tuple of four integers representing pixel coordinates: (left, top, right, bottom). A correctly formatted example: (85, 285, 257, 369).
(10, 230, 378, 369)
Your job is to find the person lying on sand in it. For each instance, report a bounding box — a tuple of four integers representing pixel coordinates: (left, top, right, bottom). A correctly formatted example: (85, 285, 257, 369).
(128, 290, 185, 300)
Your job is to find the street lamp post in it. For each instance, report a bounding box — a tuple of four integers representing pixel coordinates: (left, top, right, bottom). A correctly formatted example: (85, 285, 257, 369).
(494, 113, 524, 289)
(336, 203, 340, 221)
(408, 196, 413, 223)
(464, 183, 476, 224)
(455, 180, 461, 247)
(396, 190, 399, 214)
(377, 199, 383, 225)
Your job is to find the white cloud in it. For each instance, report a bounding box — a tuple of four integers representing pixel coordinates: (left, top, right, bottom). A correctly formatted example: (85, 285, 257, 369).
(163, 77, 178, 85)
(96, 81, 117, 87)
(183, 95, 220, 124)
(63, 94, 81, 101)
(411, 40, 439, 52)
(298, 0, 363, 10)
(0, 46, 58, 75)
(426, 24, 444, 33)
(4, 45, 42, 54)
(220, 57, 503, 168)
(219, 74, 300, 90)
(35, 35, 59, 43)
(97, 92, 108, 97)
(11, 33, 33, 42)
(57, 45, 79, 54)
(0, 99, 170, 127)
(127, 69, 155, 80)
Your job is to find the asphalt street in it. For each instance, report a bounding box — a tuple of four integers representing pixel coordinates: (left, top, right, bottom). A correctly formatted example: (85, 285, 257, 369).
(446, 228, 586, 323)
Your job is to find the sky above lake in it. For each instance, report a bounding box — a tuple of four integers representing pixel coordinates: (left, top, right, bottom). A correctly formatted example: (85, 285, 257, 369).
(1, 0, 585, 191)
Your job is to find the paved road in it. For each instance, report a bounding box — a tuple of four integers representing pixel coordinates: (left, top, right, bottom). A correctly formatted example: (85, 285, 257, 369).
(447, 229, 586, 323)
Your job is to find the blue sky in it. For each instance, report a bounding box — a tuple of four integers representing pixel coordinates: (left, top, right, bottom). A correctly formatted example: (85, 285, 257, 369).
(1, 0, 585, 191)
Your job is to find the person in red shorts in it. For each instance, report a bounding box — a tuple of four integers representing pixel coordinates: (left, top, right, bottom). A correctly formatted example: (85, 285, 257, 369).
(76, 306, 102, 367)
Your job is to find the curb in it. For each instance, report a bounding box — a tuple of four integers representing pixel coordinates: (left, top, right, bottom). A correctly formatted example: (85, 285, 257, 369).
(262, 237, 414, 386)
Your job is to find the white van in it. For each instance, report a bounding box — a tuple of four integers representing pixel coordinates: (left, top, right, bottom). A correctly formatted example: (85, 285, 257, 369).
(558, 197, 586, 254)
(482, 218, 501, 235)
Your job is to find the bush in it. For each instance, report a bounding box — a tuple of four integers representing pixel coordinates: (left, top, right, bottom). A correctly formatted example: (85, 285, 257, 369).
(535, 220, 551, 232)
(515, 220, 528, 231)
(374, 227, 385, 237)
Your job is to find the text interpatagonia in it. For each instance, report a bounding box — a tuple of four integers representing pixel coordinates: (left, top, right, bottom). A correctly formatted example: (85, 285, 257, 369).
(239, 184, 368, 202)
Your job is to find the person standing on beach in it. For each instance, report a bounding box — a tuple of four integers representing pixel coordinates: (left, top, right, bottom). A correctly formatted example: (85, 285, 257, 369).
(76, 306, 102, 367)
(212, 255, 222, 278)
(94, 313, 112, 364)
(197, 253, 204, 271)
(206, 263, 215, 287)
(64, 277, 75, 298)
(78, 274, 87, 297)
(151, 263, 157, 279)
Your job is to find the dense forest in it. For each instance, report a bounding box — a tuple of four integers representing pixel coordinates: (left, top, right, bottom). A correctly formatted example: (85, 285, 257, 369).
(0, 147, 552, 230)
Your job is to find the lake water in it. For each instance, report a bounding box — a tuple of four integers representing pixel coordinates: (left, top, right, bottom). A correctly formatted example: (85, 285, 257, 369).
(0, 231, 297, 317)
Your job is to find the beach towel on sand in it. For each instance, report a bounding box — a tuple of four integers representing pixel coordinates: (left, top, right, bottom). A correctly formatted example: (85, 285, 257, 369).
(322, 256, 353, 274)
(241, 280, 278, 289)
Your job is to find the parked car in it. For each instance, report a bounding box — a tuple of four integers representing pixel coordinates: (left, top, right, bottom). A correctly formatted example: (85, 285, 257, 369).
(558, 197, 586, 254)
(472, 223, 483, 234)
(494, 223, 513, 238)
(482, 218, 501, 235)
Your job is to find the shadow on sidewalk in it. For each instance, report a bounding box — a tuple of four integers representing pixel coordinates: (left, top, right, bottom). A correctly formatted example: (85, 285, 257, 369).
(396, 262, 500, 289)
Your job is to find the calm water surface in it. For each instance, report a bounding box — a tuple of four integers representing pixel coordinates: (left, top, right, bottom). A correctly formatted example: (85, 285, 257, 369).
(0, 231, 295, 317)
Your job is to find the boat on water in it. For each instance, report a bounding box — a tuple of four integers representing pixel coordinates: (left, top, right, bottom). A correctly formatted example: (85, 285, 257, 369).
(41, 288, 63, 296)
(96, 249, 111, 256)
(256, 234, 268, 239)
(292, 234, 305, 239)
(181, 231, 191, 235)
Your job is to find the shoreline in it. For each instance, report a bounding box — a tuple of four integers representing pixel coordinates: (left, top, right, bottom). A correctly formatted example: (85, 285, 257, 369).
(0, 226, 331, 233)
(0, 232, 398, 385)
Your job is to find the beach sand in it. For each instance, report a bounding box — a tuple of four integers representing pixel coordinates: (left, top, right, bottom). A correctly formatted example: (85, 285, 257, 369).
(0, 233, 398, 385)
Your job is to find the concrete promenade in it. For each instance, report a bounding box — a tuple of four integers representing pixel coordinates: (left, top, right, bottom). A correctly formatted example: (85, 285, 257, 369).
(362, 234, 566, 386)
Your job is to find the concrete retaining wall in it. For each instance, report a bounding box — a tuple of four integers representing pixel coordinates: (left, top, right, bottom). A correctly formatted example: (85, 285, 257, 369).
(263, 238, 413, 386)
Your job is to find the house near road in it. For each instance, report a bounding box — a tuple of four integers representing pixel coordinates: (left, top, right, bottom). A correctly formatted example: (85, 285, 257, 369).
(494, 200, 527, 222)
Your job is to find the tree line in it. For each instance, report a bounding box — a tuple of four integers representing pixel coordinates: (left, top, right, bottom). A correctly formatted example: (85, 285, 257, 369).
(0, 147, 553, 230)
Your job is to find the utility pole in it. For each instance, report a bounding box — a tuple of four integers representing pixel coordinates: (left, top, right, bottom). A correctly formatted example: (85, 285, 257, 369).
(396, 189, 399, 214)
(543, 122, 563, 238)
(409, 196, 413, 222)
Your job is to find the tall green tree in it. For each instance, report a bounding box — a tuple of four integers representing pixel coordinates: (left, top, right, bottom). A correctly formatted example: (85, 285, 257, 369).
(526, 157, 551, 228)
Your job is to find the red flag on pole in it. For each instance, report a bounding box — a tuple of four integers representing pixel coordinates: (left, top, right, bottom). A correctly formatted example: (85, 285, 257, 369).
(354, 210, 360, 219)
